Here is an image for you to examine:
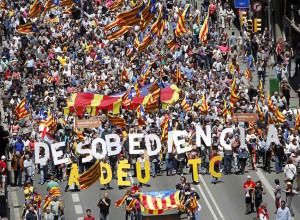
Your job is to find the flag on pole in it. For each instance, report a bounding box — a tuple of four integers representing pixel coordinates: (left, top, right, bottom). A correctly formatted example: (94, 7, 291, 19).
(122, 89, 133, 106)
(137, 105, 147, 127)
(161, 115, 171, 143)
(295, 108, 300, 129)
(229, 76, 239, 105)
(29, 0, 42, 18)
(15, 98, 30, 120)
(46, 108, 58, 131)
(17, 22, 40, 34)
(267, 91, 275, 112)
(181, 95, 191, 111)
(78, 160, 101, 191)
(107, 114, 127, 128)
(256, 101, 264, 122)
(199, 13, 209, 44)
(109, 0, 124, 11)
(274, 105, 285, 123)
(175, 5, 190, 37)
(199, 94, 208, 115)
(74, 118, 86, 141)
(121, 66, 129, 82)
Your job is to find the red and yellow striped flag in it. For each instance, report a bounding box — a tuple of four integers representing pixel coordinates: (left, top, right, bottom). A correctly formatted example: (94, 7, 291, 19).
(74, 118, 86, 141)
(49, 187, 61, 197)
(44, 0, 59, 13)
(148, 79, 160, 94)
(175, 5, 190, 38)
(15, 98, 30, 120)
(29, 0, 42, 18)
(145, 89, 161, 112)
(181, 95, 191, 111)
(78, 160, 101, 191)
(47, 16, 59, 24)
(222, 98, 228, 123)
(173, 66, 181, 81)
(60, 0, 73, 7)
(116, 2, 144, 27)
(259, 80, 265, 105)
(115, 195, 128, 208)
(229, 76, 239, 105)
(295, 108, 300, 129)
(139, 190, 181, 215)
(126, 199, 137, 211)
(199, 94, 208, 115)
(267, 91, 275, 112)
(107, 114, 127, 128)
(161, 116, 170, 143)
(167, 38, 176, 52)
(17, 22, 39, 34)
(244, 68, 250, 80)
(199, 13, 209, 44)
(274, 104, 285, 123)
(255, 101, 264, 122)
(97, 81, 108, 88)
(105, 24, 130, 41)
(137, 32, 154, 53)
(121, 67, 129, 82)
(109, 0, 124, 11)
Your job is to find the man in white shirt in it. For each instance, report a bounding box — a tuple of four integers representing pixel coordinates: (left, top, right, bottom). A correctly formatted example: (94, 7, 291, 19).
(284, 159, 297, 185)
(137, 153, 146, 187)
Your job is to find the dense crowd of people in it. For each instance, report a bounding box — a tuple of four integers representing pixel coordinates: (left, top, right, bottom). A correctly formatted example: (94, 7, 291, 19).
(0, 0, 300, 219)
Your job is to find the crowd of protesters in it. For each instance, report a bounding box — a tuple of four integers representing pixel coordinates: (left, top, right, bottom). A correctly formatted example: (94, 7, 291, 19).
(0, 0, 300, 219)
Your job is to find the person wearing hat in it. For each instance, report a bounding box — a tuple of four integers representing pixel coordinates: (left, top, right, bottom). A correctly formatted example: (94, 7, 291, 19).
(0, 155, 7, 193)
(243, 175, 256, 214)
(282, 178, 295, 216)
(14, 135, 24, 155)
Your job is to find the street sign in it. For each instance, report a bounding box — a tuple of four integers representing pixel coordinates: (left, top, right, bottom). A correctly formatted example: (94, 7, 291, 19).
(234, 0, 250, 9)
(232, 113, 257, 122)
(252, 1, 263, 12)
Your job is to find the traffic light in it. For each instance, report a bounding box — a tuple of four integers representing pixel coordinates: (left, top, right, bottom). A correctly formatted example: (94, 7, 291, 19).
(254, 18, 262, 32)
(247, 19, 253, 36)
(239, 11, 247, 28)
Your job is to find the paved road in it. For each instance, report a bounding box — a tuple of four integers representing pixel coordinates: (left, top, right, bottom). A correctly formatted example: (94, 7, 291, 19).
(7, 161, 300, 220)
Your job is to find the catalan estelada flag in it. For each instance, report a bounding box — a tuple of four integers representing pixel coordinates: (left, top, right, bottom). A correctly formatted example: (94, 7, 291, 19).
(135, 81, 141, 97)
(167, 37, 176, 52)
(137, 31, 155, 53)
(116, 2, 145, 27)
(145, 88, 160, 112)
(139, 190, 181, 214)
(267, 91, 274, 112)
(295, 108, 300, 129)
(78, 160, 101, 191)
(17, 22, 39, 34)
(256, 101, 264, 122)
(199, 94, 208, 115)
(122, 89, 133, 106)
(181, 95, 191, 111)
(274, 104, 285, 123)
(60, 0, 73, 7)
(175, 4, 190, 38)
(199, 13, 209, 44)
(107, 114, 127, 128)
(140, 0, 157, 32)
(29, 0, 42, 18)
(148, 79, 162, 94)
(259, 80, 265, 105)
(15, 98, 30, 120)
(46, 108, 58, 131)
(105, 23, 130, 41)
(44, 0, 59, 13)
(137, 105, 147, 126)
(173, 66, 182, 81)
(150, 6, 165, 38)
(109, 0, 124, 11)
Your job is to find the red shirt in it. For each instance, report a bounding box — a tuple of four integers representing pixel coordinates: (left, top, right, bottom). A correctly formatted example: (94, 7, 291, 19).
(210, 153, 220, 166)
(0, 160, 7, 176)
(243, 181, 256, 194)
(83, 216, 95, 220)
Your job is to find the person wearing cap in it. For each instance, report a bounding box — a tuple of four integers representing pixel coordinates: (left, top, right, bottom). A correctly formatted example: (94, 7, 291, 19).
(0, 155, 7, 193)
(243, 176, 256, 214)
(282, 178, 295, 216)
